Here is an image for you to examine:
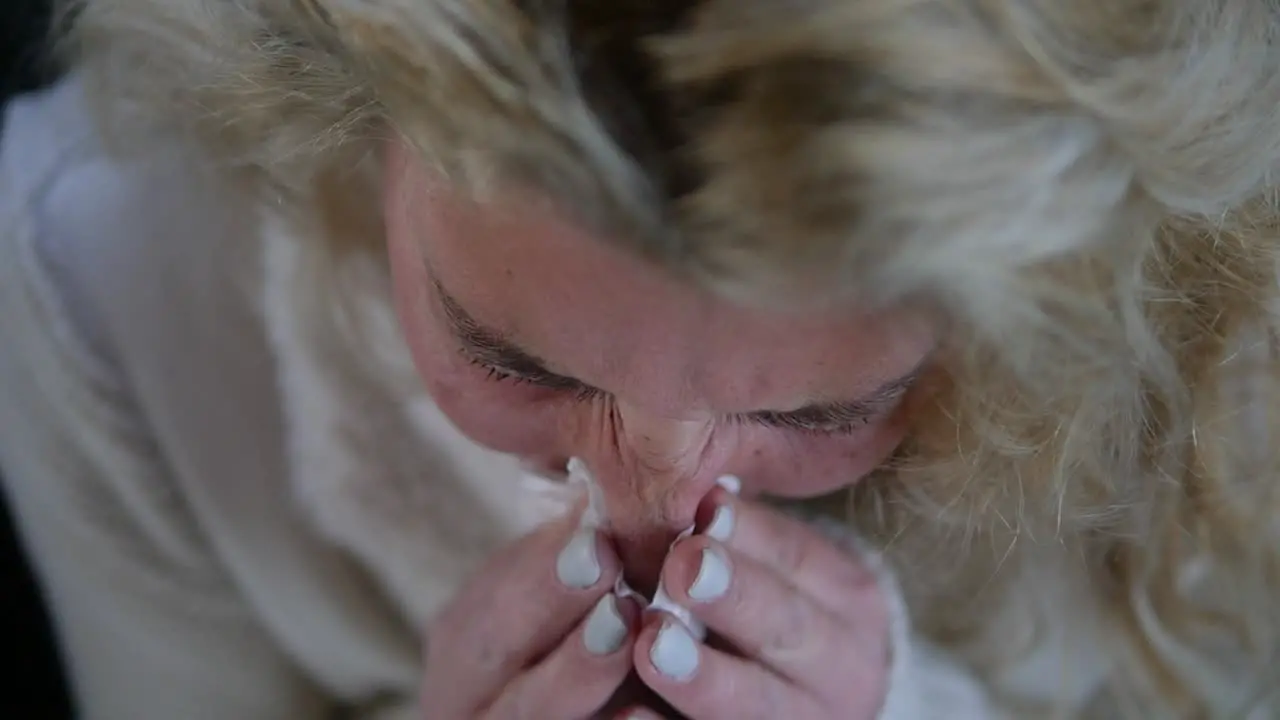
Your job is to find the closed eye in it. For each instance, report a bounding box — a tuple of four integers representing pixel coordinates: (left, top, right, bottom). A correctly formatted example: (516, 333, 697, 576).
(466, 355, 903, 436)
(439, 278, 916, 437)
(466, 356, 604, 402)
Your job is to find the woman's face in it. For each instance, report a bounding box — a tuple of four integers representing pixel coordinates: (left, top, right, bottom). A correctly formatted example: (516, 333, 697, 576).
(384, 139, 934, 584)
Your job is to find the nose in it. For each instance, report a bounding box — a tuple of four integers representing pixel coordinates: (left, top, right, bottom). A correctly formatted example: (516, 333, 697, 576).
(575, 401, 725, 595)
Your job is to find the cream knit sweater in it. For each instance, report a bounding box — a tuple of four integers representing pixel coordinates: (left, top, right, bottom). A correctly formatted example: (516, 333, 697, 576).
(0, 75, 1007, 719)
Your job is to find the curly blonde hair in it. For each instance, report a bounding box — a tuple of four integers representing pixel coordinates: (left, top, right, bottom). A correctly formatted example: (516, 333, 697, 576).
(60, 0, 1280, 715)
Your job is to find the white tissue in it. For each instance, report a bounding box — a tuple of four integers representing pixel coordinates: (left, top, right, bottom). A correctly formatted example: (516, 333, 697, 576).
(566, 458, 708, 640)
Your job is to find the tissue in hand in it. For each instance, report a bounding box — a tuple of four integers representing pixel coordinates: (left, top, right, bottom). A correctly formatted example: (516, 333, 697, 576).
(565, 458, 711, 640)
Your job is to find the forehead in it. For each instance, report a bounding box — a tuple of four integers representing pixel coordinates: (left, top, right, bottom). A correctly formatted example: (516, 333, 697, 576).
(410, 185, 927, 416)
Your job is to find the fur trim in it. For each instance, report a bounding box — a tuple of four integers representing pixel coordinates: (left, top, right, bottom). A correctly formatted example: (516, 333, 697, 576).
(259, 208, 568, 628)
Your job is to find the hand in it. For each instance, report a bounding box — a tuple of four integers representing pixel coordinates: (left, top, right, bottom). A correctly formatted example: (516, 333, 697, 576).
(628, 488, 893, 720)
(422, 505, 641, 719)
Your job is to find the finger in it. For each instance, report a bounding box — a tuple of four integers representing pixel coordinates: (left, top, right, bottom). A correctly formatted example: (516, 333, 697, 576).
(696, 488, 877, 617)
(425, 507, 622, 709)
(483, 593, 640, 720)
(596, 674, 677, 718)
(612, 708, 665, 720)
(634, 614, 825, 720)
(662, 535, 888, 687)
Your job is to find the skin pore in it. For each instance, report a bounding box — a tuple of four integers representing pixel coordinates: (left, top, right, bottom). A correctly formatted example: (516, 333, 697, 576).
(384, 138, 935, 589)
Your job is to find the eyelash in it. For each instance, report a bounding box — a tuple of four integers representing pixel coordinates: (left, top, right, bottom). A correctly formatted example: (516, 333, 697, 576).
(470, 358, 605, 402)
(731, 411, 873, 436)
(467, 357, 882, 436)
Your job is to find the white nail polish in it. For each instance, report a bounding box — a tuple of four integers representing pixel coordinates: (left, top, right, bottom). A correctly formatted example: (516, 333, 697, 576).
(716, 475, 742, 495)
(556, 530, 601, 589)
(583, 594, 628, 655)
(688, 547, 731, 602)
(650, 619, 699, 681)
(650, 582, 707, 641)
(705, 503, 735, 542)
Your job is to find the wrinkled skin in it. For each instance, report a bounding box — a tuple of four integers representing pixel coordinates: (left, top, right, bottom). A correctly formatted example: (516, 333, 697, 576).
(387, 138, 927, 718)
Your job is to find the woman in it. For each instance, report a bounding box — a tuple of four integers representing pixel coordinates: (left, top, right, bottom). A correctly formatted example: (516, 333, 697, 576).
(2, 0, 1278, 717)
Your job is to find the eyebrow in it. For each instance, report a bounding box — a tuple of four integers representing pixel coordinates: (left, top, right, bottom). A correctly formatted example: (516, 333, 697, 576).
(436, 282, 920, 430)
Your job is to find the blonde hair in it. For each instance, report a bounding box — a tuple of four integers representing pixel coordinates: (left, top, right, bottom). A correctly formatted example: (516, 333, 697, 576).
(61, 0, 1280, 715)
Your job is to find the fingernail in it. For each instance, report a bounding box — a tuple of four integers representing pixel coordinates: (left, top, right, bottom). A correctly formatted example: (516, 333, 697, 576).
(650, 582, 706, 641)
(556, 529, 601, 589)
(716, 475, 742, 495)
(705, 502, 734, 542)
(687, 546, 731, 602)
(704, 476, 738, 542)
(583, 594, 629, 655)
(650, 619, 699, 681)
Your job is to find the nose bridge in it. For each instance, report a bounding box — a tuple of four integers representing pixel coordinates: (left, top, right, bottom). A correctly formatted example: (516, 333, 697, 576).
(575, 400, 717, 527)
(617, 400, 711, 476)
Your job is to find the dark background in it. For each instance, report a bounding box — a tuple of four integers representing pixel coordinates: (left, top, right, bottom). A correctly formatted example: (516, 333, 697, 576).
(3, 0, 75, 716)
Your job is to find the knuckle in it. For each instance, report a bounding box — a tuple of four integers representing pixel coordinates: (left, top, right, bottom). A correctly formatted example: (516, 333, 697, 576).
(772, 528, 813, 575)
(471, 626, 507, 673)
(686, 669, 748, 720)
(730, 674, 789, 720)
(720, 575, 753, 618)
(829, 555, 875, 595)
(846, 578, 893, 640)
(428, 596, 507, 672)
(764, 595, 816, 660)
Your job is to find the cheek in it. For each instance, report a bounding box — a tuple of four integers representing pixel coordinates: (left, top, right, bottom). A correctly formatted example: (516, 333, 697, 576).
(389, 252, 567, 457)
(416, 346, 566, 456)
